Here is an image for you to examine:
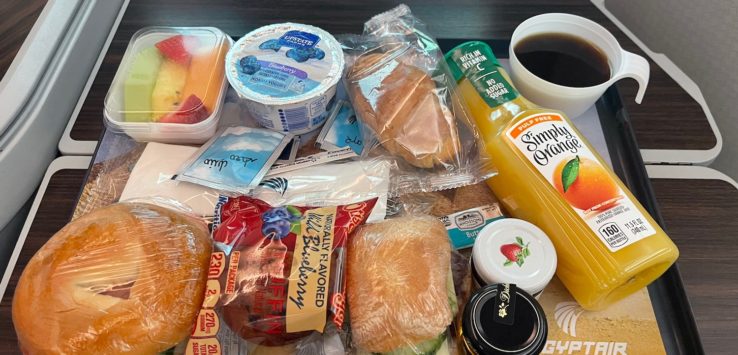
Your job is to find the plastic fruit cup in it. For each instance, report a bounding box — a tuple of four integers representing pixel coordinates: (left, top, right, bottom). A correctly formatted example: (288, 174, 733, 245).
(104, 26, 232, 144)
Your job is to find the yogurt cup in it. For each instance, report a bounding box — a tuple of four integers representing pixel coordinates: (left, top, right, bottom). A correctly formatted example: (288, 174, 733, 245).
(226, 23, 344, 135)
(472, 218, 557, 297)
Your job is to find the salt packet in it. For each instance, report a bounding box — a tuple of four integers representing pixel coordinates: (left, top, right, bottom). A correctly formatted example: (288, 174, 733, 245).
(316, 100, 364, 155)
(174, 126, 291, 194)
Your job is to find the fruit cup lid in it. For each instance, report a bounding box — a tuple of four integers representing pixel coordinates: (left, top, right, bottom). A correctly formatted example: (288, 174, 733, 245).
(104, 27, 230, 126)
(472, 218, 557, 295)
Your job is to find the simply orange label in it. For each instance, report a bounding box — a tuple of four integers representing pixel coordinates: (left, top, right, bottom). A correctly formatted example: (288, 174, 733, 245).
(508, 114, 563, 139)
(285, 206, 337, 333)
(506, 112, 656, 252)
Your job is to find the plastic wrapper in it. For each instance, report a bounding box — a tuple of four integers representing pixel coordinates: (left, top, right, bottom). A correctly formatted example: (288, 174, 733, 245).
(347, 215, 456, 354)
(121, 142, 390, 222)
(389, 183, 505, 249)
(253, 159, 391, 223)
(340, 5, 496, 196)
(12, 201, 212, 354)
(190, 196, 377, 353)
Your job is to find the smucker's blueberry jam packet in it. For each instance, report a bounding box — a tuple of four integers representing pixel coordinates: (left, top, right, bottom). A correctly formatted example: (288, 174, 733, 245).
(316, 100, 364, 155)
(174, 126, 292, 194)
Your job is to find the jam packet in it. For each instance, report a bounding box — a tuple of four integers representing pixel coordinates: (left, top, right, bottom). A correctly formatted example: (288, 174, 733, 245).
(174, 126, 291, 194)
(316, 100, 364, 155)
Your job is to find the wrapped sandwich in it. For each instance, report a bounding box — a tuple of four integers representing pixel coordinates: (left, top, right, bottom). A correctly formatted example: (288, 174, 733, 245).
(347, 216, 457, 354)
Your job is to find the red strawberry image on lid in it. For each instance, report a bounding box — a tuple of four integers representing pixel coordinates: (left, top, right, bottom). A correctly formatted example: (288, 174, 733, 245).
(501, 237, 530, 267)
(472, 219, 557, 296)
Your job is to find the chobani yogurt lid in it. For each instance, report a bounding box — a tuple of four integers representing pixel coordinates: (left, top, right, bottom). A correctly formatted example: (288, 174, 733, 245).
(472, 218, 557, 295)
(225, 23, 344, 105)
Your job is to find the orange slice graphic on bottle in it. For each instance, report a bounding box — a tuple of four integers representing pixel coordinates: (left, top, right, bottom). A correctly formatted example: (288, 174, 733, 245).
(553, 156, 621, 212)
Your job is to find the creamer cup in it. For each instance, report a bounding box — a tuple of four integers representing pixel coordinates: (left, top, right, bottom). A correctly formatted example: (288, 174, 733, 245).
(226, 23, 344, 134)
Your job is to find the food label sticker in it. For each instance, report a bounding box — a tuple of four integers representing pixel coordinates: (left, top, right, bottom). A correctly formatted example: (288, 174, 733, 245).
(208, 252, 226, 279)
(505, 112, 656, 252)
(192, 309, 221, 337)
(202, 279, 221, 309)
(446, 41, 518, 107)
(186, 337, 221, 355)
(285, 206, 337, 332)
(439, 205, 504, 249)
(278, 30, 320, 49)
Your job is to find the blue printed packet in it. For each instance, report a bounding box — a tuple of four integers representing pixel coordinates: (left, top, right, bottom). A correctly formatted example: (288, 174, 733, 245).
(175, 127, 292, 194)
(439, 205, 505, 249)
(316, 100, 364, 155)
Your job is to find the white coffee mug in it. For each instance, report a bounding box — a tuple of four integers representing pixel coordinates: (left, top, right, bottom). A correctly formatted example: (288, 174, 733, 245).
(509, 13, 650, 118)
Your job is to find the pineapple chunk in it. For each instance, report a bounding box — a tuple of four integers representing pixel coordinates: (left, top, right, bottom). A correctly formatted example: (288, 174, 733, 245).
(151, 59, 188, 120)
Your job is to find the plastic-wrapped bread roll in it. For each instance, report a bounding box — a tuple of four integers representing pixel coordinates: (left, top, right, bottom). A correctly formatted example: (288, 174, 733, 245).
(12, 202, 212, 354)
(346, 51, 461, 169)
(347, 216, 456, 354)
(339, 5, 497, 196)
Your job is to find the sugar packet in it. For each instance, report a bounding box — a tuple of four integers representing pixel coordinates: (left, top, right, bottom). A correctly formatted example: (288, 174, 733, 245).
(316, 100, 364, 155)
(174, 126, 291, 194)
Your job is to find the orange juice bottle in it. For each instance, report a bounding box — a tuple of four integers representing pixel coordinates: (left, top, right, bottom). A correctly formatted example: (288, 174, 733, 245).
(445, 41, 678, 310)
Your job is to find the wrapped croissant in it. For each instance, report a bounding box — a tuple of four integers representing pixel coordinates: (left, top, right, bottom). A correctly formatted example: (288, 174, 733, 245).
(346, 50, 460, 168)
(341, 5, 496, 196)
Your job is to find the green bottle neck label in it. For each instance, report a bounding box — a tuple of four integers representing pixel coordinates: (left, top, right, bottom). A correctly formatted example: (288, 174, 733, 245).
(445, 41, 519, 108)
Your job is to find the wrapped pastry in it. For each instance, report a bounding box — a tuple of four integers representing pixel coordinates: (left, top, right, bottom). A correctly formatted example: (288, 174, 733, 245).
(341, 5, 496, 196)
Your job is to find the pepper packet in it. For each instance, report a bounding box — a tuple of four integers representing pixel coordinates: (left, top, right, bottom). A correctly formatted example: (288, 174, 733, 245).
(174, 126, 291, 194)
(316, 100, 364, 155)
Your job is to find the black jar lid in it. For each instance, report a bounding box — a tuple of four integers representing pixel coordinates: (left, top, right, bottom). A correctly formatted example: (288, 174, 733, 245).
(462, 283, 547, 355)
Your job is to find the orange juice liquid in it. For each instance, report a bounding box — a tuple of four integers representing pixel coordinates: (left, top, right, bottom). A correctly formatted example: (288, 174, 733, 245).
(446, 42, 678, 310)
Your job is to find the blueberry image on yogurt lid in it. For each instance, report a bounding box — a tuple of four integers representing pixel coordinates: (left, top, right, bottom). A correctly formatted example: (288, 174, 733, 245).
(239, 55, 261, 75)
(259, 39, 281, 52)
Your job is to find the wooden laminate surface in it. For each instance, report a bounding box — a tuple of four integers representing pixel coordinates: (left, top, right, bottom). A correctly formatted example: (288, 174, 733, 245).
(0, 0, 47, 79)
(67, 0, 716, 151)
(651, 178, 738, 355)
(0, 169, 86, 354)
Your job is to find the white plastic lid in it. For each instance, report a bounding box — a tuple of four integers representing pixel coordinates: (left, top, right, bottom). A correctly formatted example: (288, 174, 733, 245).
(472, 218, 557, 295)
(225, 23, 344, 105)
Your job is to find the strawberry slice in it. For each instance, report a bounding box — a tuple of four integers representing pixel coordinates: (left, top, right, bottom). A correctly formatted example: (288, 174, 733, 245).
(159, 94, 210, 124)
(155, 35, 195, 66)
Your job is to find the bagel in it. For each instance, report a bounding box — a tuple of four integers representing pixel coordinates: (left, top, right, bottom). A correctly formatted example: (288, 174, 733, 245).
(13, 202, 212, 354)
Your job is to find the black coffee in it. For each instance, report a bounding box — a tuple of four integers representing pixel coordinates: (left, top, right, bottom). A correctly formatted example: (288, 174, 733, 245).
(514, 33, 611, 87)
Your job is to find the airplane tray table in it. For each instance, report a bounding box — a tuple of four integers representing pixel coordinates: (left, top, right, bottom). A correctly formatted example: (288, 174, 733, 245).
(0, 39, 703, 354)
